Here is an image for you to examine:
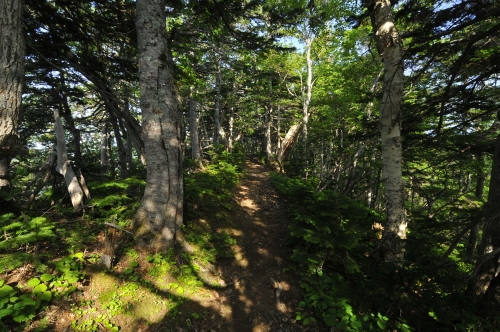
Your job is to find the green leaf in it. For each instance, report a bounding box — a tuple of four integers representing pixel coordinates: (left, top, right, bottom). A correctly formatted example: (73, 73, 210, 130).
(40, 274, 54, 282)
(38, 291, 52, 302)
(177, 287, 184, 295)
(0, 308, 13, 319)
(377, 319, 388, 329)
(303, 318, 310, 325)
(295, 313, 302, 321)
(336, 320, 347, 330)
(32, 284, 48, 294)
(129, 261, 139, 268)
(27, 278, 40, 288)
(0, 285, 17, 299)
(124, 267, 133, 274)
(72, 252, 85, 261)
(0, 280, 4, 288)
(146, 254, 154, 262)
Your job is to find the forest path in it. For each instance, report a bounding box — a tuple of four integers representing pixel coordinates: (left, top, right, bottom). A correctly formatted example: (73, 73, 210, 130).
(198, 159, 303, 332)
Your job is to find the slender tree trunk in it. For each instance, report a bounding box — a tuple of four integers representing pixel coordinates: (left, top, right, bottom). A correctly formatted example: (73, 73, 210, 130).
(118, 113, 136, 173)
(476, 153, 486, 199)
(0, 0, 24, 160)
(54, 110, 90, 210)
(109, 112, 128, 179)
(100, 124, 108, 171)
(264, 76, 273, 164)
(135, 0, 186, 253)
(25, 147, 57, 209)
(302, 33, 313, 176)
(189, 87, 201, 164)
(214, 55, 222, 146)
(228, 113, 234, 153)
(107, 133, 116, 178)
(60, 72, 82, 164)
(367, 0, 406, 263)
(276, 105, 281, 155)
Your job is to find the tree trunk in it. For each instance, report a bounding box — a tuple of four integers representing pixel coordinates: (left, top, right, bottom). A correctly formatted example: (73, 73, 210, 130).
(264, 76, 273, 164)
(25, 147, 57, 209)
(100, 124, 108, 172)
(468, 133, 500, 303)
(475, 153, 486, 199)
(62, 57, 146, 165)
(54, 110, 90, 210)
(0, 0, 24, 160)
(228, 113, 234, 153)
(189, 87, 201, 164)
(302, 33, 313, 176)
(117, 110, 136, 173)
(134, 0, 185, 253)
(214, 55, 222, 146)
(0, 157, 9, 189)
(60, 72, 82, 165)
(109, 112, 128, 179)
(277, 120, 303, 169)
(367, 0, 406, 264)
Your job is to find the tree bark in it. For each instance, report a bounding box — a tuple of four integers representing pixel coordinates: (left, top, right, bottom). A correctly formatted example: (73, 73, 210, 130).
(264, 76, 273, 164)
(100, 124, 108, 171)
(468, 133, 500, 303)
(277, 120, 303, 169)
(213, 54, 223, 146)
(134, 0, 185, 253)
(54, 110, 90, 210)
(0, 0, 24, 160)
(189, 87, 201, 164)
(302, 32, 313, 175)
(367, 0, 406, 264)
(60, 72, 82, 164)
(109, 111, 128, 179)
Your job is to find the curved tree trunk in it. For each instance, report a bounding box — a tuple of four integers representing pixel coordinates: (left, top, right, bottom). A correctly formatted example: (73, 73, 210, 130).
(277, 120, 302, 170)
(134, 0, 185, 253)
(54, 110, 90, 210)
(367, 0, 406, 264)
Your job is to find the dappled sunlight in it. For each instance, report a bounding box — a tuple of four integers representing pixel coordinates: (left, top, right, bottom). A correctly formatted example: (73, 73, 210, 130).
(233, 245, 249, 267)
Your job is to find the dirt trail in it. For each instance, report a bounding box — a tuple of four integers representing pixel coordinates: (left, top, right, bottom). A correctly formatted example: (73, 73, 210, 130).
(201, 159, 303, 332)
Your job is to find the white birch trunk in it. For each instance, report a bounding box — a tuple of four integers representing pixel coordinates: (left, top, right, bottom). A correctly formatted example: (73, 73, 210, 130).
(228, 114, 234, 153)
(302, 33, 313, 174)
(368, 0, 406, 263)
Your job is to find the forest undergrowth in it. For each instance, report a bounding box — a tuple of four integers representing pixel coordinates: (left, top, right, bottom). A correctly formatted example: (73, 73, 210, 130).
(1, 149, 499, 331)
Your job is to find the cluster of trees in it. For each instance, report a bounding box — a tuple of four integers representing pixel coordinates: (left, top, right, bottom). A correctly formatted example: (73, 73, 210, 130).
(1, 0, 500, 316)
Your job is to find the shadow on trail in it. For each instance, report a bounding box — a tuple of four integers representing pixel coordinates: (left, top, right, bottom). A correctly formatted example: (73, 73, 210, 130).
(146, 159, 301, 332)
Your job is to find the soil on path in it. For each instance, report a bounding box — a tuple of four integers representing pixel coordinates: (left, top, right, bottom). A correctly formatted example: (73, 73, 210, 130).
(189, 159, 304, 332)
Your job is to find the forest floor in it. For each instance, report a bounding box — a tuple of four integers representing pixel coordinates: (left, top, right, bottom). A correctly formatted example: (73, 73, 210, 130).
(4, 159, 310, 332)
